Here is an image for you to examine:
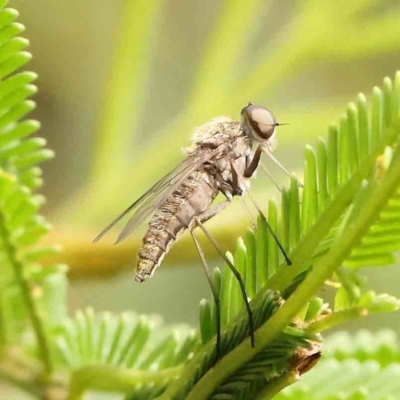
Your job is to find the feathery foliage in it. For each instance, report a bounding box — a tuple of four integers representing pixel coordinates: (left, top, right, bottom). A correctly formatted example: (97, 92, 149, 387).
(0, 1, 66, 380)
(56, 309, 198, 400)
(1, 1, 400, 399)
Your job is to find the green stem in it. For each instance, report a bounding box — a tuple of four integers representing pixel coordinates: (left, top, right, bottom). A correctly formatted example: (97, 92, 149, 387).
(254, 372, 297, 400)
(161, 132, 400, 400)
(185, 0, 270, 118)
(306, 307, 368, 333)
(0, 213, 53, 374)
(69, 364, 183, 400)
(91, 0, 161, 184)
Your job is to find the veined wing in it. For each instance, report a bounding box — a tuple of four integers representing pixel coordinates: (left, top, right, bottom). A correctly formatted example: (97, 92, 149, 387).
(93, 147, 223, 244)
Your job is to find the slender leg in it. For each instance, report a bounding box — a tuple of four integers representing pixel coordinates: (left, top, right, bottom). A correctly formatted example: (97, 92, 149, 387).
(230, 161, 292, 266)
(239, 196, 256, 227)
(262, 145, 304, 188)
(244, 145, 282, 191)
(198, 200, 230, 223)
(190, 229, 221, 363)
(244, 145, 263, 178)
(260, 161, 282, 192)
(229, 160, 242, 196)
(194, 218, 255, 347)
(199, 194, 256, 233)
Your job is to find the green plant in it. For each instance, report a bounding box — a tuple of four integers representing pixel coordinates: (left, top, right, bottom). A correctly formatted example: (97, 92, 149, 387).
(1, 1, 400, 400)
(0, 0, 62, 372)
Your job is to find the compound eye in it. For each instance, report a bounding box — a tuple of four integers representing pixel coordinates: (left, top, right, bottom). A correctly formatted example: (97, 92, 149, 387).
(241, 104, 276, 140)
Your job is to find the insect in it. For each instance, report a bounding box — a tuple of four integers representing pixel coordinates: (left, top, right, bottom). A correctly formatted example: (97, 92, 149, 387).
(94, 103, 292, 359)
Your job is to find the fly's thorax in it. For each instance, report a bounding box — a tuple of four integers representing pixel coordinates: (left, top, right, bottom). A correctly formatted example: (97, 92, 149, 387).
(232, 135, 252, 159)
(183, 117, 242, 155)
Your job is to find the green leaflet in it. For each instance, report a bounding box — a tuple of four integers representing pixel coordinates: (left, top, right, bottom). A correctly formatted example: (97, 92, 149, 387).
(0, 3, 60, 375)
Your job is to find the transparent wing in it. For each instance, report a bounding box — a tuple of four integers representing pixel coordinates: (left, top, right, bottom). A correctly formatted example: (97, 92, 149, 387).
(93, 147, 222, 244)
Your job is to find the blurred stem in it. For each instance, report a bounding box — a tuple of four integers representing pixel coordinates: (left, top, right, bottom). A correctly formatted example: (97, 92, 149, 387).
(68, 365, 182, 400)
(254, 372, 297, 400)
(91, 0, 161, 184)
(306, 307, 368, 333)
(42, 216, 247, 278)
(0, 213, 53, 375)
(321, 12, 400, 59)
(240, 0, 400, 99)
(234, 35, 313, 103)
(185, 0, 270, 120)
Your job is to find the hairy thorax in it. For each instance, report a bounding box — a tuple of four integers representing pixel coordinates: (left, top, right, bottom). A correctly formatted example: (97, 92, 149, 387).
(185, 117, 253, 193)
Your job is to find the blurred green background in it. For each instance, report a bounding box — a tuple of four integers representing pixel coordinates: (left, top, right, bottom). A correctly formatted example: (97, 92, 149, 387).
(3, 0, 400, 397)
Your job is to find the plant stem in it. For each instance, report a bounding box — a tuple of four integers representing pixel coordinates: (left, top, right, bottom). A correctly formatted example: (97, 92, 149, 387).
(0, 213, 53, 374)
(306, 308, 368, 333)
(254, 372, 298, 400)
(169, 133, 400, 400)
(91, 0, 161, 184)
(68, 364, 182, 400)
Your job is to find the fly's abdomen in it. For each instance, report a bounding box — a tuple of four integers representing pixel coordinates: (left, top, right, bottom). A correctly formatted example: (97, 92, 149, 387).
(136, 172, 218, 282)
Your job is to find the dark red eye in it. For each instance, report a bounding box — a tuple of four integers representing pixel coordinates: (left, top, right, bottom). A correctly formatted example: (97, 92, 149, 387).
(241, 103, 277, 140)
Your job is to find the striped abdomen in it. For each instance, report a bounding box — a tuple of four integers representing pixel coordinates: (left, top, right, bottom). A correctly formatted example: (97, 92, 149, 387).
(135, 170, 218, 282)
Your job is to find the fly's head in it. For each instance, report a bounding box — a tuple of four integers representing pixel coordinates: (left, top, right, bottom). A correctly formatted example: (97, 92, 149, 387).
(240, 103, 285, 151)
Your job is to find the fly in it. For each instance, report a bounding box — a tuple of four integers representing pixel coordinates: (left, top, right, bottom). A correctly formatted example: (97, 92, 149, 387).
(94, 103, 293, 360)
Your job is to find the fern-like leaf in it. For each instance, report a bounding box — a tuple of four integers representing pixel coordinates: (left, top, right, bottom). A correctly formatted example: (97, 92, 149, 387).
(57, 308, 199, 400)
(0, 2, 63, 375)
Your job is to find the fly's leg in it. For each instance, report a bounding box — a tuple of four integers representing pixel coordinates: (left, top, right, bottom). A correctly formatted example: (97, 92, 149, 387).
(259, 161, 282, 192)
(262, 145, 304, 188)
(244, 145, 263, 178)
(239, 196, 256, 227)
(244, 144, 283, 192)
(230, 160, 292, 266)
(177, 201, 229, 361)
(198, 200, 230, 223)
(190, 229, 221, 364)
(193, 217, 255, 347)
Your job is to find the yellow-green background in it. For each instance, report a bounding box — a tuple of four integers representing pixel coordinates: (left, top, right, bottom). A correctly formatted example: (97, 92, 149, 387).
(3, 0, 400, 398)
